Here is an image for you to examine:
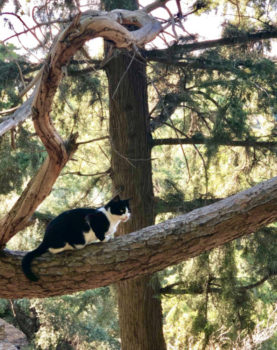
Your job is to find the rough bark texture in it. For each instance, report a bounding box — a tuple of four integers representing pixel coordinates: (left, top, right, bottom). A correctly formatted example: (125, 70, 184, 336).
(105, 50, 166, 350)
(0, 175, 276, 299)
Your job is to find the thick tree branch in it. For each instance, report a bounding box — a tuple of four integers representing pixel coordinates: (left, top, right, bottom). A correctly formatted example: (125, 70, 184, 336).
(152, 137, 277, 149)
(0, 176, 276, 299)
(146, 29, 277, 58)
(155, 197, 221, 215)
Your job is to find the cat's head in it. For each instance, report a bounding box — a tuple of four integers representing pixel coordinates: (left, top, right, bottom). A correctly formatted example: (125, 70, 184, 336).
(105, 195, 131, 222)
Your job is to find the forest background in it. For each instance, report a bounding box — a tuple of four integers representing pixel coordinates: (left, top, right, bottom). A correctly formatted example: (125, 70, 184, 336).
(0, 0, 277, 349)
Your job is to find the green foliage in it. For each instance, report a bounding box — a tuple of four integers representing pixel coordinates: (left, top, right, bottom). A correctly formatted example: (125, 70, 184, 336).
(0, 127, 45, 194)
(161, 236, 277, 349)
(242, 227, 277, 280)
(32, 288, 119, 350)
(102, 0, 137, 11)
(1, 0, 277, 348)
(0, 299, 9, 317)
(0, 44, 24, 109)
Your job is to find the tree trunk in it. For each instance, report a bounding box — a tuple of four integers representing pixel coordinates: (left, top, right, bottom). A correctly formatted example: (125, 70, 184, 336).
(105, 50, 166, 349)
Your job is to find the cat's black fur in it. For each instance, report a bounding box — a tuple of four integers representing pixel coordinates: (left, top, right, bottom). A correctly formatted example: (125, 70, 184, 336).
(22, 196, 131, 281)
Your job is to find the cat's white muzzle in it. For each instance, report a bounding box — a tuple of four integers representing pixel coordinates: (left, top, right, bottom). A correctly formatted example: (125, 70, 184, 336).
(122, 213, 130, 222)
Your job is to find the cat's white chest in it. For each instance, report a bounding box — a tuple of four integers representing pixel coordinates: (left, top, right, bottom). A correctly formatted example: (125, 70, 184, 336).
(98, 207, 121, 239)
(106, 221, 120, 238)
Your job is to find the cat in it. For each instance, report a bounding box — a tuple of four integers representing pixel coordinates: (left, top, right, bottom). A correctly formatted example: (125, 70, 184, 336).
(22, 195, 131, 281)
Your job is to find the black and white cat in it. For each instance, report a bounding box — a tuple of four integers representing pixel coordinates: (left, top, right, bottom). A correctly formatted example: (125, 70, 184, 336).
(22, 195, 131, 281)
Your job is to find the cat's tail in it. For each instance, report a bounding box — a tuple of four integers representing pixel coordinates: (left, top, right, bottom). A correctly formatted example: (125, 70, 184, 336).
(21, 243, 48, 282)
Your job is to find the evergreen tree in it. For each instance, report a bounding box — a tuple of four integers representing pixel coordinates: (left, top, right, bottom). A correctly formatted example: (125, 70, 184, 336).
(0, 0, 277, 349)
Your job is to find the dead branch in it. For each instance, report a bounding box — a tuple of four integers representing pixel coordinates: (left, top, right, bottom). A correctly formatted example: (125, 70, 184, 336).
(0, 8, 162, 246)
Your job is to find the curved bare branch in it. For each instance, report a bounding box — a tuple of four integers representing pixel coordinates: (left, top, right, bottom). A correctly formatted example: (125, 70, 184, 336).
(0, 9, 162, 246)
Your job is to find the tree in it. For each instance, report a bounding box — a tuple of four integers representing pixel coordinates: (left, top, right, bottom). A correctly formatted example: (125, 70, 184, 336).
(0, 0, 277, 348)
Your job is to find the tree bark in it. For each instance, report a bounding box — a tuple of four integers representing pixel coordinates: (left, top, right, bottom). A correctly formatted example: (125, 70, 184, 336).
(0, 175, 276, 299)
(105, 49, 166, 349)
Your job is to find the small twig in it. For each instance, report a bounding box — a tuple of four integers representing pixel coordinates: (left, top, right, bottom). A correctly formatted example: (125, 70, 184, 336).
(2, 19, 70, 43)
(10, 128, 16, 150)
(157, 32, 171, 46)
(14, 61, 26, 90)
(168, 116, 192, 181)
(164, 5, 179, 41)
(61, 170, 109, 177)
(112, 50, 136, 99)
(1, 12, 44, 46)
(110, 140, 136, 168)
(9, 300, 16, 318)
(32, 6, 46, 41)
(157, 119, 209, 190)
(76, 136, 109, 145)
(142, 0, 170, 13)
(0, 106, 19, 116)
(19, 68, 43, 98)
(98, 144, 110, 163)
(74, 0, 82, 14)
(14, 30, 42, 62)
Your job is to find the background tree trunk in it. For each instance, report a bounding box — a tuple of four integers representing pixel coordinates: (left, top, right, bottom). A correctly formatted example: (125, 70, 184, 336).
(105, 50, 166, 349)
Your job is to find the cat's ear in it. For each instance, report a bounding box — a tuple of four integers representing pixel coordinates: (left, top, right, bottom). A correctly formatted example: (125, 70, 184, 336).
(105, 195, 121, 208)
(111, 195, 121, 202)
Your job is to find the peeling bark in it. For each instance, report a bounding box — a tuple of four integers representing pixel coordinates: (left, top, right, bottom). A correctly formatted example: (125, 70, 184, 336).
(0, 93, 34, 137)
(0, 176, 276, 299)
